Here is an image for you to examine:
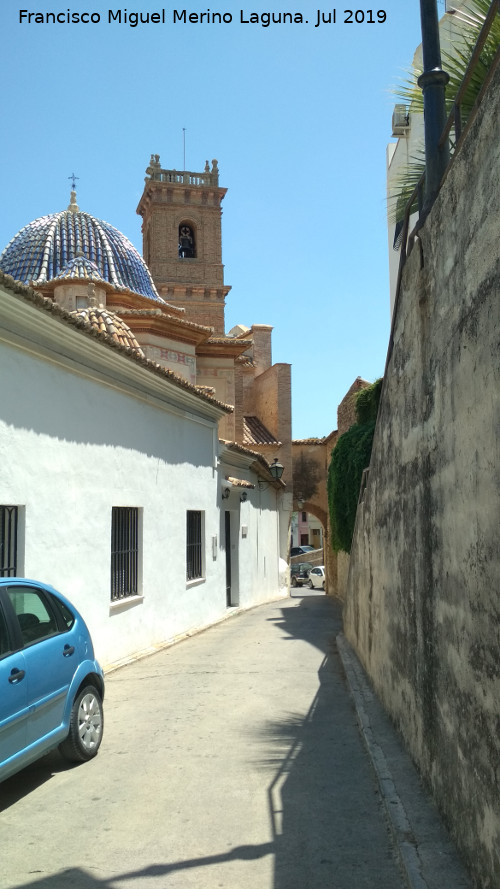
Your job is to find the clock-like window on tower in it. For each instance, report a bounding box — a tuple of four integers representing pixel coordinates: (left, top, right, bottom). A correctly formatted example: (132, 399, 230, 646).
(178, 223, 196, 259)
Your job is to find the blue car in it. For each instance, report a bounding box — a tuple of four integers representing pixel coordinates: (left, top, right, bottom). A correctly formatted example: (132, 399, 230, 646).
(0, 578, 104, 782)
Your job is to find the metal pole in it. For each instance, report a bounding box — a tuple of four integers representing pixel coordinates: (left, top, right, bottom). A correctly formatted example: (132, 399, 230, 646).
(418, 0, 450, 210)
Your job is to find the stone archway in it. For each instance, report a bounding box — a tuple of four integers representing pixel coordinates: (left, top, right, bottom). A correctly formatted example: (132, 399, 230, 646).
(292, 436, 337, 594)
(292, 377, 372, 597)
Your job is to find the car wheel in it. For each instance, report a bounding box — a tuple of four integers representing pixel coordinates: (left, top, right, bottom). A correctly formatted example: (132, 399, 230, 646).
(59, 685, 104, 763)
(307, 579, 313, 589)
(291, 576, 297, 587)
(322, 581, 325, 590)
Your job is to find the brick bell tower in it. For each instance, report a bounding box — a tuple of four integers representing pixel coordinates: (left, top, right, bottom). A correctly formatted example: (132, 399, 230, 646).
(137, 154, 231, 335)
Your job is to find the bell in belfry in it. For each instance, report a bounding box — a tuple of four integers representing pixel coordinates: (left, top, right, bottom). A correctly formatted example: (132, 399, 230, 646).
(178, 224, 195, 258)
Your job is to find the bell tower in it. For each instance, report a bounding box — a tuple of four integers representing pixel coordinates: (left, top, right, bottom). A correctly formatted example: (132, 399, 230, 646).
(137, 154, 231, 335)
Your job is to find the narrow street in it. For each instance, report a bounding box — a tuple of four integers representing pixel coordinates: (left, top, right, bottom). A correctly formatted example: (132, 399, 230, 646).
(0, 594, 470, 889)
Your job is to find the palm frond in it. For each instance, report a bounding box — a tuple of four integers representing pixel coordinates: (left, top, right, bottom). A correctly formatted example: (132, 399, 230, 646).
(389, 0, 499, 238)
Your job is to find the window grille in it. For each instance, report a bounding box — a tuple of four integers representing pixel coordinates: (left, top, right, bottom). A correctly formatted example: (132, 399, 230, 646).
(186, 511, 203, 581)
(111, 507, 139, 601)
(0, 506, 18, 577)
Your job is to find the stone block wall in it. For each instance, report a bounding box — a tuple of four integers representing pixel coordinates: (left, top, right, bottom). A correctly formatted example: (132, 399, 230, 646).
(344, 62, 500, 888)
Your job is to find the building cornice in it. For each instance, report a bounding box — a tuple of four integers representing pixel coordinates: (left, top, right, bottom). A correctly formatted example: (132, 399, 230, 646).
(197, 337, 252, 359)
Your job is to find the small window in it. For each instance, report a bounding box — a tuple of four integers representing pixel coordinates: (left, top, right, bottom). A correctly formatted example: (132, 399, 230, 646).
(111, 507, 140, 601)
(187, 511, 204, 581)
(0, 506, 18, 577)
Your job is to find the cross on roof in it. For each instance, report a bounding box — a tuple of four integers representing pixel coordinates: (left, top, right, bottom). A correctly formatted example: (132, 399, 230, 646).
(68, 172, 80, 190)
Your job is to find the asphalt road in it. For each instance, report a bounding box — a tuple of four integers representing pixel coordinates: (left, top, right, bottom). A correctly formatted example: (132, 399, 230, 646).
(0, 593, 466, 889)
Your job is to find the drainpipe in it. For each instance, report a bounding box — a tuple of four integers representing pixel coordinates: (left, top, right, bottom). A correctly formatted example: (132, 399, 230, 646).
(418, 0, 450, 211)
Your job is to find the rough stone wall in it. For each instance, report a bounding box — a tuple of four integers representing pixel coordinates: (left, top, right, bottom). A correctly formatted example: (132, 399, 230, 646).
(344, 62, 500, 889)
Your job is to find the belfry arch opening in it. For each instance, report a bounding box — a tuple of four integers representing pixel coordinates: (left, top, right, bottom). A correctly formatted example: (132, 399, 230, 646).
(178, 222, 196, 258)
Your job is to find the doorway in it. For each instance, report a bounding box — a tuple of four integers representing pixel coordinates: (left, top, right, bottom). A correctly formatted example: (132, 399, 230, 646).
(225, 510, 232, 606)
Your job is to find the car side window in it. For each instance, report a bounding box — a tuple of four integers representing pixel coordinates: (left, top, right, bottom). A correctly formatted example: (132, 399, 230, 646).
(0, 604, 12, 658)
(6, 586, 59, 646)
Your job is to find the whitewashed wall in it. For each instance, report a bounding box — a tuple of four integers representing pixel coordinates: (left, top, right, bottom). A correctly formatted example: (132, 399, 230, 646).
(0, 284, 288, 668)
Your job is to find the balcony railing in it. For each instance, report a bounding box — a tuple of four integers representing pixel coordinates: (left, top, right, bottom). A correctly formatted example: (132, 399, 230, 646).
(145, 154, 220, 187)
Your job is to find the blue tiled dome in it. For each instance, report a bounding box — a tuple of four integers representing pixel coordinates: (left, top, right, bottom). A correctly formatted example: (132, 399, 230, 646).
(0, 198, 161, 302)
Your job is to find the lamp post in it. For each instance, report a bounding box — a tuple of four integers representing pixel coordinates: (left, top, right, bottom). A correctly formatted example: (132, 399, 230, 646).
(418, 0, 450, 211)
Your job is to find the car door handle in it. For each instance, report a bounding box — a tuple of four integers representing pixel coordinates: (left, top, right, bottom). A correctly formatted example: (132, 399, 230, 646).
(9, 668, 26, 684)
(63, 645, 75, 657)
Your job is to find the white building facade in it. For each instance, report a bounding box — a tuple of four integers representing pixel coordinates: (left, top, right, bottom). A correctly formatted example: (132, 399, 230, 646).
(0, 275, 289, 668)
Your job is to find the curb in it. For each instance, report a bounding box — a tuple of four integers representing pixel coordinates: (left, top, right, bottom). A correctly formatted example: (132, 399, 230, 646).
(336, 632, 471, 889)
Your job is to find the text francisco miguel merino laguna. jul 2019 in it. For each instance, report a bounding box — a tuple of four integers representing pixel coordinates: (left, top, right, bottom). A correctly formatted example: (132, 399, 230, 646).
(18, 8, 389, 27)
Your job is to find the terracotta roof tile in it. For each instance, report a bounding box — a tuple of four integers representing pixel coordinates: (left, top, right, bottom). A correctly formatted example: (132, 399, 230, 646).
(243, 416, 280, 446)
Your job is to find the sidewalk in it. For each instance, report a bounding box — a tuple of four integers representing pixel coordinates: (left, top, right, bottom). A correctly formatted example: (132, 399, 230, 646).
(336, 626, 472, 889)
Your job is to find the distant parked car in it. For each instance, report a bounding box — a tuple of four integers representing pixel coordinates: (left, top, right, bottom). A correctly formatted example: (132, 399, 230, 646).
(0, 578, 104, 783)
(307, 566, 326, 590)
(290, 545, 315, 556)
(290, 562, 313, 587)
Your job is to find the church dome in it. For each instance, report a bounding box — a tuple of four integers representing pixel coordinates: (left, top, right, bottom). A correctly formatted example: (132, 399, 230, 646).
(0, 192, 161, 302)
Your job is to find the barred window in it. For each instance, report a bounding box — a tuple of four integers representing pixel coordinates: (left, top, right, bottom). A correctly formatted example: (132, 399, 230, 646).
(0, 506, 18, 577)
(111, 507, 139, 601)
(186, 511, 204, 581)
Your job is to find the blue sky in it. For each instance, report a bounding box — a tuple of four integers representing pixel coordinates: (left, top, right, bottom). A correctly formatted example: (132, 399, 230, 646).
(0, 1, 432, 439)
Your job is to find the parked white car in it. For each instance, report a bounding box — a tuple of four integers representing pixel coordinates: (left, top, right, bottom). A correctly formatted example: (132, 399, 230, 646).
(307, 566, 325, 590)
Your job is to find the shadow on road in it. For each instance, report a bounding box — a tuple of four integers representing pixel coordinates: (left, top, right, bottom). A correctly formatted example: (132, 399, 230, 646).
(258, 595, 403, 888)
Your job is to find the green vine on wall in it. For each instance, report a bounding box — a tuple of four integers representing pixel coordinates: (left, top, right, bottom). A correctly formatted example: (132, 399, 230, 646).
(327, 379, 382, 554)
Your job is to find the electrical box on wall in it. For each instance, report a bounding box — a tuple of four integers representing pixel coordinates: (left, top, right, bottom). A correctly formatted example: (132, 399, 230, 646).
(212, 535, 218, 559)
(241, 525, 248, 538)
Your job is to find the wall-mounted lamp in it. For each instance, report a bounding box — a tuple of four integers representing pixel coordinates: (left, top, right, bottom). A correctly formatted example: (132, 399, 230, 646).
(258, 458, 285, 491)
(240, 491, 248, 503)
(297, 495, 304, 511)
(222, 487, 231, 500)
